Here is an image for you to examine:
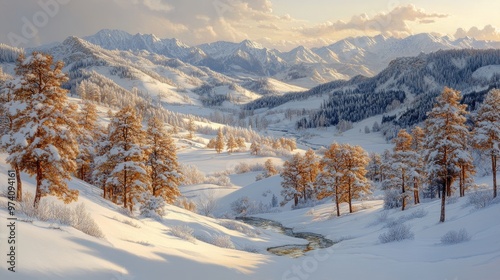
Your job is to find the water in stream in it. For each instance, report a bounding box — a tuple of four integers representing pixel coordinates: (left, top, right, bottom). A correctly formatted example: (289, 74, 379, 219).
(236, 216, 334, 258)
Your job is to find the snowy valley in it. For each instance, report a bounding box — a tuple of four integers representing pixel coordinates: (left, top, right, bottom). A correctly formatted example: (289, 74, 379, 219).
(0, 27, 500, 280)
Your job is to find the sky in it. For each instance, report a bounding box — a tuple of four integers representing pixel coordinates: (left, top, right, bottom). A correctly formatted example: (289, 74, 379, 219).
(1, 0, 499, 51)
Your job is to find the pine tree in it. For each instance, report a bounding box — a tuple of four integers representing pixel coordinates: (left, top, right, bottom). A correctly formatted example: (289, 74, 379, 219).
(410, 126, 425, 204)
(250, 141, 260, 155)
(0, 74, 23, 201)
(280, 153, 307, 207)
(423, 87, 471, 222)
(236, 137, 246, 151)
(339, 144, 370, 213)
(316, 143, 370, 214)
(316, 143, 346, 216)
(75, 101, 98, 182)
(187, 117, 196, 139)
(473, 89, 500, 198)
(92, 127, 114, 199)
(145, 117, 182, 204)
(215, 127, 225, 154)
(5, 53, 79, 207)
(106, 106, 149, 210)
(226, 134, 237, 154)
(367, 152, 382, 182)
(303, 149, 320, 200)
(264, 159, 278, 177)
(383, 129, 420, 210)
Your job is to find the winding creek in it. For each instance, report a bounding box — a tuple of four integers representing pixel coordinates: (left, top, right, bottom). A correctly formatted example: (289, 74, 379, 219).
(236, 216, 335, 258)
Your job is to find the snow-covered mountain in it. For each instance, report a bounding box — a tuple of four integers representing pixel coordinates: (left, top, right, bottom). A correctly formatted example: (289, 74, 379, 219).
(244, 49, 500, 135)
(83, 29, 500, 88)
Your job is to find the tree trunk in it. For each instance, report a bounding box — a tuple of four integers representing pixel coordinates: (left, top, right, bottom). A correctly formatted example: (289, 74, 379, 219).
(34, 161, 43, 208)
(80, 166, 85, 181)
(348, 182, 353, 214)
(123, 169, 128, 209)
(401, 173, 406, 211)
(15, 164, 22, 202)
(335, 181, 340, 217)
(460, 166, 466, 197)
(102, 183, 107, 199)
(294, 193, 298, 206)
(413, 178, 419, 204)
(440, 181, 446, 223)
(493, 155, 497, 198)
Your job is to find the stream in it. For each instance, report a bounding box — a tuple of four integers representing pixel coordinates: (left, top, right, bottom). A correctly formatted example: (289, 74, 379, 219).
(236, 216, 335, 258)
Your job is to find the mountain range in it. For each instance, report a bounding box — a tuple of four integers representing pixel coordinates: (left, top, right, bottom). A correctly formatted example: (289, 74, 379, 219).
(82, 29, 500, 87)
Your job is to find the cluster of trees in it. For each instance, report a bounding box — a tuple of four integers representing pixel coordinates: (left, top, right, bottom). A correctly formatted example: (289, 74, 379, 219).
(372, 87, 499, 222)
(280, 147, 371, 216)
(93, 108, 182, 212)
(250, 137, 297, 156)
(206, 128, 247, 154)
(0, 53, 183, 214)
(297, 89, 406, 129)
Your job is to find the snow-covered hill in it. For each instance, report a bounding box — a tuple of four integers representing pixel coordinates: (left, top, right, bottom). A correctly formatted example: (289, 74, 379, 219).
(2, 150, 500, 280)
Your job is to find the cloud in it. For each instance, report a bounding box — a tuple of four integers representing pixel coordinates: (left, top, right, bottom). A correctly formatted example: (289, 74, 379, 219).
(454, 25, 500, 41)
(300, 5, 447, 37)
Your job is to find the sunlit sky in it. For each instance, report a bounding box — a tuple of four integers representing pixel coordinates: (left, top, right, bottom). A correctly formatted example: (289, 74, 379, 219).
(1, 0, 499, 50)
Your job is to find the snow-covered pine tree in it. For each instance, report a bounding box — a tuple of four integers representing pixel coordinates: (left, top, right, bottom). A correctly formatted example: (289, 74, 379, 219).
(106, 106, 149, 211)
(5, 52, 79, 207)
(264, 159, 278, 177)
(250, 141, 260, 155)
(280, 153, 307, 207)
(75, 101, 98, 182)
(423, 87, 471, 222)
(236, 137, 246, 151)
(0, 72, 23, 201)
(145, 116, 182, 204)
(410, 126, 425, 204)
(226, 134, 237, 154)
(316, 143, 347, 216)
(92, 128, 114, 199)
(215, 127, 225, 154)
(366, 152, 382, 182)
(473, 89, 500, 198)
(303, 149, 320, 201)
(383, 129, 420, 210)
(340, 144, 371, 213)
(187, 116, 196, 139)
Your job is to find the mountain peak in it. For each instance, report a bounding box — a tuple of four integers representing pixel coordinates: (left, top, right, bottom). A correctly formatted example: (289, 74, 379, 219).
(239, 39, 263, 50)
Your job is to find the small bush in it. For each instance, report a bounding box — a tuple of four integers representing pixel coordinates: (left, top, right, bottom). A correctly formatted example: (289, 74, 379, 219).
(181, 164, 206, 185)
(211, 235, 235, 249)
(15, 193, 103, 238)
(383, 189, 402, 209)
(140, 193, 166, 218)
(379, 224, 414, 243)
(406, 208, 428, 219)
(230, 196, 270, 216)
(170, 225, 196, 243)
(72, 203, 104, 238)
(204, 175, 231, 187)
(467, 190, 494, 209)
(233, 162, 264, 174)
(441, 229, 471, 245)
(175, 198, 197, 212)
(196, 191, 218, 217)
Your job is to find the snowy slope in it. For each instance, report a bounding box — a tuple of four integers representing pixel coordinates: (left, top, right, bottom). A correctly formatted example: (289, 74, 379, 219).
(3, 150, 500, 280)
